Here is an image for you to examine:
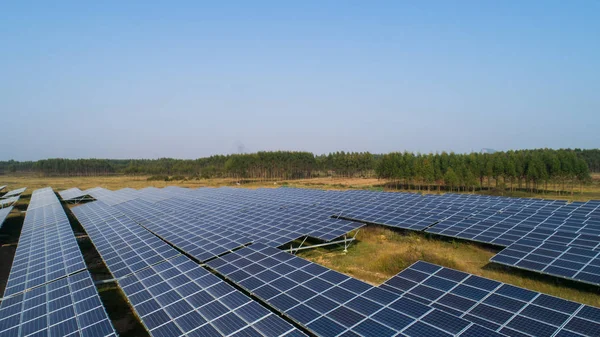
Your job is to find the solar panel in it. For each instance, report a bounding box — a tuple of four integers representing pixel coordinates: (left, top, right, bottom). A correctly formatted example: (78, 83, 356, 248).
(426, 200, 600, 247)
(119, 255, 305, 337)
(0, 196, 18, 208)
(206, 243, 503, 337)
(381, 261, 600, 337)
(0, 270, 117, 337)
(3, 188, 87, 297)
(112, 197, 360, 261)
(2, 187, 27, 198)
(72, 201, 182, 278)
(135, 187, 182, 203)
(0, 185, 6, 192)
(59, 188, 94, 202)
(113, 199, 254, 262)
(490, 238, 600, 286)
(520, 228, 600, 250)
(0, 206, 12, 230)
(85, 188, 139, 206)
(85, 186, 361, 246)
(73, 201, 306, 336)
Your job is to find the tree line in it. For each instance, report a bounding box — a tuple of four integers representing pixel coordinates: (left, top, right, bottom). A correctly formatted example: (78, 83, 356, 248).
(0, 149, 597, 193)
(375, 149, 590, 194)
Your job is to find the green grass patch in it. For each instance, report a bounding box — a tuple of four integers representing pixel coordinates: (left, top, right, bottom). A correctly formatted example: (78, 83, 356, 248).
(297, 226, 600, 307)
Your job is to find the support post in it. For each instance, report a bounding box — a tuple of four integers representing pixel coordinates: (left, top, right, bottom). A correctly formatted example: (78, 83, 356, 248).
(294, 236, 309, 255)
(344, 234, 348, 253)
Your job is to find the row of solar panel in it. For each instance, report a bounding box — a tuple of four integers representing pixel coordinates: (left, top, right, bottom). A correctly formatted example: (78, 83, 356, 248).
(77, 187, 600, 237)
(70, 186, 600, 336)
(154, 187, 600, 288)
(1, 187, 27, 199)
(73, 201, 503, 337)
(65, 186, 600, 288)
(206, 242, 600, 337)
(381, 261, 600, 337)
(0, 187, 116, 337)
(109, 198, 363, 262)
(68, 186, 600, 221)
(59, 188, 91, 202)
(0, 206, 13, 230)
(72, 200, 307, 337)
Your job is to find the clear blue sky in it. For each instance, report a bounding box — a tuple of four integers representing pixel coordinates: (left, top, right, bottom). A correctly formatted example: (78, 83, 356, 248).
(1, 1, 598, 160)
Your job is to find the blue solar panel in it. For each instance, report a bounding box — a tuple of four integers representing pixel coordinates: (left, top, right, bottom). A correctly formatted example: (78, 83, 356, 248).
(3, 188, 86, 297)
(381, 261, 600, 337)
(491, 238, 600, 286)
(2, 187, 27, 198)
(207, 243, 503, 337)
(114, 199, 254, 261)
(0, 196, 19, 208)
(119, 255, 304, 337)
(0, 206, 12, 230)
(72, 201, 182, 278)
(73, 200, 306, 337)
(0, 270, 117, 337)
(58, 188, 94, 202)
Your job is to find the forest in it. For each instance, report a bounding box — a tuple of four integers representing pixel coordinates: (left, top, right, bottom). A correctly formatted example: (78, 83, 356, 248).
(0, 149, 598, 193)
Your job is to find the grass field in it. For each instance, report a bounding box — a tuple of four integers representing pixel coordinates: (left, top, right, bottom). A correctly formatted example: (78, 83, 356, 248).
(2, 173, 599, 200)
(296, 226, 600, 307)
(1, 173, 600, 318)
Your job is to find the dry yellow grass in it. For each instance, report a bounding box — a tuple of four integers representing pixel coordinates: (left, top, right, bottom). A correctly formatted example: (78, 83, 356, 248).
(0, 175, 231, 193)
(3, 173, 599, 201)
(297, 226, 600, 307)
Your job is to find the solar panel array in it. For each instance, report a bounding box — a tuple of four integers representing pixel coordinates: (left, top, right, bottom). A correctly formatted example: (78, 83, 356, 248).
(207, 243, 503, 337)
(425, 200, 600, 247)
(0, 187, 117, 337)
(59, 188, 92, 202)
(72, 200, 306, 337)
(381, 261, 600, 337)
(72, 201, 182, 278)
(0, 206, 12, 230)
(74, 186, 600, 287)
(80, 187, 362, 262)
(113, 199, 253, 262)
(0, 271, 116, 337)
(2, 187, 27, 198)
(110, 197, 361, 262)
(3, 188, 87, 297)
(491, 238, 600, 286)
(85, 187, 139, 206)
(0, 195, 19, 208)
(64, 186, 600, 336)
(120, 255, 305, 337)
